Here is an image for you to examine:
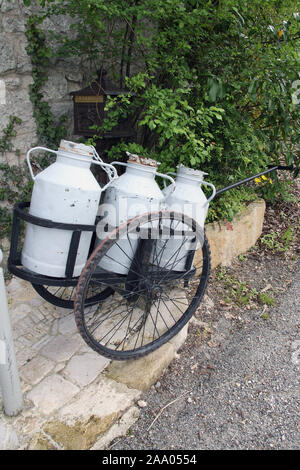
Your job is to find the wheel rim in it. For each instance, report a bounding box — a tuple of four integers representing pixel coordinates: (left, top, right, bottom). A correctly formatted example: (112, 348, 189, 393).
(74, 211, 210, 359)
(32, 283, 114, 309)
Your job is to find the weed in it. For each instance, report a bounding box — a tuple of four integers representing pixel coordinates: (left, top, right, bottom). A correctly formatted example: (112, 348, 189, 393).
(259, 293, 275, 306)
(260, 226, 296, 253)
(217, 267, 277, 309)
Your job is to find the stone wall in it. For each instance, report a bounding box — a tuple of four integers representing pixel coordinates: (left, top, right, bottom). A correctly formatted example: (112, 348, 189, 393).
(0, 0, 84, 166)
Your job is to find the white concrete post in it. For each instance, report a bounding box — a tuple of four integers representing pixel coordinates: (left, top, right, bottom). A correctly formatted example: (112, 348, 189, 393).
(0, 249, 23, 416)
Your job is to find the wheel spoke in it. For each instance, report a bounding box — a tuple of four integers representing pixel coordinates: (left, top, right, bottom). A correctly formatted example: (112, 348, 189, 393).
(74, 212, 210, 360)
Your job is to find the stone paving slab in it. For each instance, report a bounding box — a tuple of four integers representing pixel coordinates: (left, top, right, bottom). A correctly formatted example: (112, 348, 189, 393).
(27, 374, 80, 415)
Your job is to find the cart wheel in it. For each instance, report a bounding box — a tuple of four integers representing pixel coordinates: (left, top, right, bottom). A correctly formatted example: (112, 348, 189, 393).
(74, 211, 211, 360)
(32, 284, 114, 309)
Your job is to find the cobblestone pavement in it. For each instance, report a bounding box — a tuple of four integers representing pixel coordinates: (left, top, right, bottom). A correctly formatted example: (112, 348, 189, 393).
(0, 277, 112, 449)
(0, 276, 185, 450)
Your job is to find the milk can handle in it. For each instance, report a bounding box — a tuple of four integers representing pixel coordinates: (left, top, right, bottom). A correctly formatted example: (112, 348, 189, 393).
(200, 180, 216, 205)
(155, 172, 176, 200)
(163, 172, 177, 188)
(111, 162, 176, 201)
(91, 160, 118, 191)
(54, 155, 118, 191)
(26, 147, 58, 181)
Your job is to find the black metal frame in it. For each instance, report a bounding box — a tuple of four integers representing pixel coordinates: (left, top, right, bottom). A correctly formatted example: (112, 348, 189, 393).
(8, 203, 195, 290)
(8, 202, 97, 286)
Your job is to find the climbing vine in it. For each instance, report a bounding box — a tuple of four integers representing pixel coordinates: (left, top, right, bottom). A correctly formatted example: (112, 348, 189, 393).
(25, 13, 67, 147)
(0, 116, 33, 239)
(0, 116, 22, 154)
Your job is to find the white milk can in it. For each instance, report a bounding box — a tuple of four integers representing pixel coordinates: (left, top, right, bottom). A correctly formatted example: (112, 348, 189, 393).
(152, 165, 216, 271)
(97, 152, 175, 274)
(22, 140, 117, 278)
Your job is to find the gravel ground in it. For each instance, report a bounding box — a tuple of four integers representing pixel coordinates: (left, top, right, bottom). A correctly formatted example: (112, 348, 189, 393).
(112, 260, 300, 450)
(109, 179, 300, 450)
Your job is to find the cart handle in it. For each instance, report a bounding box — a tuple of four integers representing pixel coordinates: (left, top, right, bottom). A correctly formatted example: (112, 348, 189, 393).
(111, 161, 176, 201)
(216, 164, 295, 197)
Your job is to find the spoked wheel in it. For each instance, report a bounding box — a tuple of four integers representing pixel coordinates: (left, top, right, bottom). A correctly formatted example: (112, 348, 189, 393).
(74, 211, 211, 360)
(32, 283, 114, 309)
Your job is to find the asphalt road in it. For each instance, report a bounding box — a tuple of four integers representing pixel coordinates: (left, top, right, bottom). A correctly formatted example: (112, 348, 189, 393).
(114, 261, 300, 450)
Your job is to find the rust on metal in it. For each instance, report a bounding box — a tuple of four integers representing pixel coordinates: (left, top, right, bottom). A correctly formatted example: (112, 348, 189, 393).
(127, 153, 160, 168)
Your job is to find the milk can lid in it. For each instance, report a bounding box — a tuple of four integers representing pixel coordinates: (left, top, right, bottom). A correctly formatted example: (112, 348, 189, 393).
(126, 151, 160, 168)
(59, 140, 94, 157)
(176, 164, 208, 180)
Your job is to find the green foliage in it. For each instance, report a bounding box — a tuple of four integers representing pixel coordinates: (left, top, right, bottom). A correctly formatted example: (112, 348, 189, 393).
(0, 116, 22, 153)
(19, 0, 300, 221)
(25, 13, 67, 147)
(217, 266, 276, 308)
(260, 225, 296, 253)
(259, 292, 275, 306)
(0, 117, 33, 238)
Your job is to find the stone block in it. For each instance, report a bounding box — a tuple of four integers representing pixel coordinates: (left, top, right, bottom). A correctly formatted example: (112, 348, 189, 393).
(0, 0, 18, 13)
(168, 323, 189, 352)
(40, 334, 81, 362)
(41, 69, 68, 101)
(0, 420, 19, 450)
(0, 35, 16, 73)
(15, 346, 38, 368)
(63, 352, 110, 387)
(57, 314, 77, 336)
(42, 377, 141, 449)
(2, 16, 26, 33)
(196, 199, 266, 270)
(106, 342, 175, 392)
(7, 277, 37, 303)
(28, 433, 57, 450)
(10, 302, 32, 325)
(27, 374, 79, 414)
(16, 40, 32, 73)
(92, 406, 140, 450)
(0, 78, 5, 104)
(21, 356, 54, 385)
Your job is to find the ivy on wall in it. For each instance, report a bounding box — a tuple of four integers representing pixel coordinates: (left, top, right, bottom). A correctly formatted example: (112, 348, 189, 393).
(0, 116, 33, 239)
(25, 13, 67, 148)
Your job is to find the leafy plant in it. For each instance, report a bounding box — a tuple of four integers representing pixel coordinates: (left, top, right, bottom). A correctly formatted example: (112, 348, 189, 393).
(217, 266, 277, 308)
(19, 0, 300, 222)
(0, 116, 32, 238)
(260, 225, 296, 253)
(259, 293, 275, 306)
(0, 116, 22, 153)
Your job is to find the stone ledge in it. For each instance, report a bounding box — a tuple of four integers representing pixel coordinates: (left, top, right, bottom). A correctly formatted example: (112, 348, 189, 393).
(203, 199, 266, 269)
